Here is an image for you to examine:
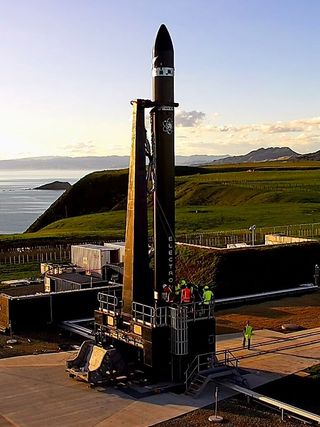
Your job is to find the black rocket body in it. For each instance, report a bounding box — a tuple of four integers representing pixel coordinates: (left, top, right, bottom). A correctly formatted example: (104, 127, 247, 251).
(151, 25, 176, 296)
(122, 25, 176, 313)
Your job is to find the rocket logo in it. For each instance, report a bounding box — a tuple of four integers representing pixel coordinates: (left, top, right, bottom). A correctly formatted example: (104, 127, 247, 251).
(162, 118, 173, 135)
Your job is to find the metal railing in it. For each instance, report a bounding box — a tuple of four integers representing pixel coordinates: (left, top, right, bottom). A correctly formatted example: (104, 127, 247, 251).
(98, 292, 120, 315)
(177, 221, 320, 248)
(185, 352, 215, 389)
(155, 306, 169, 326)
(185, 349, 239, 389)
(131, 301, 214, 327)
(132, 302, 156, 326)
(215, 349, 239, 369)
(182, 301, 215, 321)
(131, 303, 171, 327)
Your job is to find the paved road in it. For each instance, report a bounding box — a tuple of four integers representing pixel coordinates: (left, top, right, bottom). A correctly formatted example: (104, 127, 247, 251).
(0, 327, 320, 426)
(0, 352, 211, 427)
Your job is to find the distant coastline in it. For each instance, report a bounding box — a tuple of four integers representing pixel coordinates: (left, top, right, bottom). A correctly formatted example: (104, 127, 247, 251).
(0, 171, 83, 234)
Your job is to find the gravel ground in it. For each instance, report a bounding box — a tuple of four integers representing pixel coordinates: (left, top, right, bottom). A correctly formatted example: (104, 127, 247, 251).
(154, 396, 303, 427)
(0, 328, 81, 359)
(216, 291, 320, 334)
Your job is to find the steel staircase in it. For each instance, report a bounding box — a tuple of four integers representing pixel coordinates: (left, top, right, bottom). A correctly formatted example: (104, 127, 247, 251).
(185, 350, 247, 398)
(185, 373, 208, 397)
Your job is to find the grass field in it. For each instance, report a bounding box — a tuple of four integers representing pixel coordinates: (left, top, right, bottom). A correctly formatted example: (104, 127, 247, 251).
(2, 161, 320, 242)
(0, 263, 41, 284)
(10, 203, 320, 240)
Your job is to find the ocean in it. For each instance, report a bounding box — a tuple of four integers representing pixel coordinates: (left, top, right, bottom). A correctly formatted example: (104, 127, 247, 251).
(0, 170, 91, 234)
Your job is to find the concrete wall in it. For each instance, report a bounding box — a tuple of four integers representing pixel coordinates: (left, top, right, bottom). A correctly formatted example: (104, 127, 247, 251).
(265, 234, 314, 245)
(2, 286, 110, 333)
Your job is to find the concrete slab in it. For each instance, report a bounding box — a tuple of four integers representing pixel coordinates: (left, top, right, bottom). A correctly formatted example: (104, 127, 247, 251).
(0, 352, 211, 427)
(216, 327, 320, 377)
(0, 328, 320, 426)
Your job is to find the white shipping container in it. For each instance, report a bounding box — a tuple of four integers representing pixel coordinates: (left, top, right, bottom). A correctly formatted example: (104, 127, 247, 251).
(71, 245, 112, 277)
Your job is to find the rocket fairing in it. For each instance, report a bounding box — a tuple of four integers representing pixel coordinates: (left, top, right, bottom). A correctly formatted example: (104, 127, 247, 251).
(151, 24, 176, 297)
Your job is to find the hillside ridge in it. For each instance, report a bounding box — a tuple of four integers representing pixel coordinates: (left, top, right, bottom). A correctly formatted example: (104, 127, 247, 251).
(5, 146, 320, 170)
(211, 147, 298, 165)
(0, 154, 227, 170)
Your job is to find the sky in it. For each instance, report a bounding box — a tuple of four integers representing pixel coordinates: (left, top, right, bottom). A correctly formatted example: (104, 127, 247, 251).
(0, 0, 319, 159)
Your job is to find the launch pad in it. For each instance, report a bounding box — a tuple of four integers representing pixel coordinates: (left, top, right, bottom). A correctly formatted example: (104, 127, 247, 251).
(70, 24, 215, 386)
(94, 287, 215, 382)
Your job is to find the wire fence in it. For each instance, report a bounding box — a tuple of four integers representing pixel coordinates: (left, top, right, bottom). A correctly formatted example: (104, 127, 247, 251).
(1, 222, 320, 265)
(177, 222, 320, 248)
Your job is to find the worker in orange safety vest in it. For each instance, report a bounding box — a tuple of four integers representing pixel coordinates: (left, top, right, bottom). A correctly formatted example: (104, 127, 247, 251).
(181, 284, 191, 303)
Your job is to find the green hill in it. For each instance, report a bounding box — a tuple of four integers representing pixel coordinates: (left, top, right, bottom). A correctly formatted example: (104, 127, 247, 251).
(27, 169, 128, 232)
(25, 161, 320, 238)
(27, 166, 209, 233)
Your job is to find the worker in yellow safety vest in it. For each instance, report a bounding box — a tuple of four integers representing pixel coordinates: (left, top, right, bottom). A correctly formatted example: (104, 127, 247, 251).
(202, 286, 213, 305)
(243, 320, 253, 349)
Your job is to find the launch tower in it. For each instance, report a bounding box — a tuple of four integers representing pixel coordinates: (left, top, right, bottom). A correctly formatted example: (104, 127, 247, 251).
(94, 25, 215, 383)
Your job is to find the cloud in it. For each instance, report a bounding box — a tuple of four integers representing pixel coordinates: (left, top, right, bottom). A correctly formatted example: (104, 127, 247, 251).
(195, 117, 320, 137)
(265, 124, 303, 133)
(260, 117, 320, 135)
(176, 110, 206, 127)
(65, 141, 97, 155)
(175, 115, 320, 156)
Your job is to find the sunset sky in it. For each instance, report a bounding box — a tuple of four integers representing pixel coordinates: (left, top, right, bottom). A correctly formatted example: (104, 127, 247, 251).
(0, 0, 319, 159)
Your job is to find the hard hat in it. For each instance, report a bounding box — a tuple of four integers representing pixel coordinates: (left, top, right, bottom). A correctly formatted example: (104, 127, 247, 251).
(204, 286, 209, 290)
(162, 284, 167, 288)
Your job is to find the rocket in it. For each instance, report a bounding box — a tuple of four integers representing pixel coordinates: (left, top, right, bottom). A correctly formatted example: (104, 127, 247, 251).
(123, 25, 176, 313)
(151, 24, 176, 298)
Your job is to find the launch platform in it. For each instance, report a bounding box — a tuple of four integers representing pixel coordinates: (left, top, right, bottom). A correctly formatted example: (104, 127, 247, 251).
(94, 288, 215, 382)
